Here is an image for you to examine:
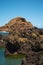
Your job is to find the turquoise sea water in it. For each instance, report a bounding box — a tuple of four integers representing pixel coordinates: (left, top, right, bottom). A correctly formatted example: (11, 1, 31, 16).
(0, 48, 22, 65)
(0, 31, 9, 36)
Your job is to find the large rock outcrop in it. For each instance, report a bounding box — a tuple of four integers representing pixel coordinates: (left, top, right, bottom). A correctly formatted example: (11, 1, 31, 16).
(0, 17, 43, 65)
(0, 17, 33, 31)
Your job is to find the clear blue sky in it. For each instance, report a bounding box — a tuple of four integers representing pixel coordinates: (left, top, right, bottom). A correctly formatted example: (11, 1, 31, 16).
(0, 0, 43, 28)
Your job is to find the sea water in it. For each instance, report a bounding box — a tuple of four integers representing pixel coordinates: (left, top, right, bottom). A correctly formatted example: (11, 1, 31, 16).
(0, 48, 22, 65)
(0, 31, 23, 65)
(0, 31, 9, 36)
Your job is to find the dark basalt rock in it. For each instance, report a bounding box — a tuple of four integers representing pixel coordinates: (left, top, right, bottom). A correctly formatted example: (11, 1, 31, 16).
(5, 41, 20, 54)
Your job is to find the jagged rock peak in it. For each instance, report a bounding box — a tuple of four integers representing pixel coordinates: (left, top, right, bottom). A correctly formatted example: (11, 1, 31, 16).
(7, 17, 28, 26)
(0, 17, 33, 31)
(10, 17, 27, 22)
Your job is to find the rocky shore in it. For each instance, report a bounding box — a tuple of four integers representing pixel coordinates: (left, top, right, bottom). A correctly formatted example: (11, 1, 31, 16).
(0, 17, 43, 65)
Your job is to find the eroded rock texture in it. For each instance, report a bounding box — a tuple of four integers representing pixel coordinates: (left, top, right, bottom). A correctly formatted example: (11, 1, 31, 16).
(0, 17, 43, 65)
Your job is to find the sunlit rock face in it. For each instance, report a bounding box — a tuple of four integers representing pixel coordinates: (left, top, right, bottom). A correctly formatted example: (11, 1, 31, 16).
(0, 17, 33, 32)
